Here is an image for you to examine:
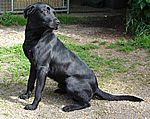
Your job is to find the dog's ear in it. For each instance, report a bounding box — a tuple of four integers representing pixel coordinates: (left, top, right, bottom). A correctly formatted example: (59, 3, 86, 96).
(24, 5, 35, 18)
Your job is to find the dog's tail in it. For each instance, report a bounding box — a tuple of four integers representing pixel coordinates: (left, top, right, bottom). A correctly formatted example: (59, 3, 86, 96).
(95, 88, 143, 102)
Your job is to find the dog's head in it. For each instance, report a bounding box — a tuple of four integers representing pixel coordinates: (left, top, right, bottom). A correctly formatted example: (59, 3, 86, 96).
(24, 3, 60, 30)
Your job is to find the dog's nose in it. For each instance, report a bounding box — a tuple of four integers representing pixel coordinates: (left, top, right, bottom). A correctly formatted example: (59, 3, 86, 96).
(56, 20, 60, 25)
(54, 18, 60, 25)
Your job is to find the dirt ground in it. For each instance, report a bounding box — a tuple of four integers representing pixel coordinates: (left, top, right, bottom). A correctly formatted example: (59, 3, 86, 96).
(0, 25, 150, 119)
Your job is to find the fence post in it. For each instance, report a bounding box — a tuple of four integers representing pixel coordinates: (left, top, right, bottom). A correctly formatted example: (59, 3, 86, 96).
(11, 0, 14, 12)
(67, 0, 70, 14)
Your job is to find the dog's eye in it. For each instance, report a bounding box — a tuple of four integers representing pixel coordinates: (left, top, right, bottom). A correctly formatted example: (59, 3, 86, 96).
(40, 9, 49, 14)
(47, 7, 51, 11)
(40, 10, 44, 13)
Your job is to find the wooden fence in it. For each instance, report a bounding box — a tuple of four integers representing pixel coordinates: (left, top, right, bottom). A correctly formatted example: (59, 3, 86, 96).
(14, 0, 64, 10)
(0, 0, 69, 13)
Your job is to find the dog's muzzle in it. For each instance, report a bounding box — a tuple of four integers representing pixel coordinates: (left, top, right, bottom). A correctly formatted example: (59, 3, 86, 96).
(53, 19, 60, 30)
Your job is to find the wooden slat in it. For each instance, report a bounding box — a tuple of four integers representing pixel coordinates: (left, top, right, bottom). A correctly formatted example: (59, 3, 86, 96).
(14, 0, 63, 10)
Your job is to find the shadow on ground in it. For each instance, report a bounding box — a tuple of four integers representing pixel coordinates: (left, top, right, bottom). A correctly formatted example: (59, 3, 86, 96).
(0, 79, 74, 108)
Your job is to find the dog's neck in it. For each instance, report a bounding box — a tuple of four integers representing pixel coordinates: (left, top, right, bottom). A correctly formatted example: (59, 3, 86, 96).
(25, 21, 54, 36)
(26, 20, 53, 36)
(24, 22, 53, 48)
(25, 22, 47, 33)
(42, 29, 54, 37)
(25, 28, 43, 46)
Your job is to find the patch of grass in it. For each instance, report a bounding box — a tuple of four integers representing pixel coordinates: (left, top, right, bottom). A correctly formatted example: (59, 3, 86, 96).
(129, 63, 137, 72)
(99, 41, 107, 45)
(0, 35, 130, 82)
(0, 45, 29, 80)
(108, 58, 128, 73)
(107, 34, 150, 53)
(0, 13, 88, 26)
(12, 15, 27, 26)
(107, 39, 135, 53)
(116, 39, 135, 52)
(0, 13, 83, 26)
(58, 34, 76, 44)
(0, 12, 26, 26)
(106, 43, 117, 49)
(66, 43, 99, 52)
(133, 34, 150, 50)
(57, 14, 82, 25)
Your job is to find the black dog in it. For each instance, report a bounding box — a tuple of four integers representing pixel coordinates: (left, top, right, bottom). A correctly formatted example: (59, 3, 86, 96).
(19, 3, 143, 112)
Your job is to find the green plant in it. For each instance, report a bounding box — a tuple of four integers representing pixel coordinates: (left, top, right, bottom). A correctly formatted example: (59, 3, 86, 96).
(107, 34, 150, 53)
(57, 14, 82, 24)
(12, 15, 27, 26)
(0, 12, 26, 26)
(0, 45, 29, 80)
(126, 0, 150, 36)
(0, 13, 84, 26)
(133, 34, 150, 49)
(116, 39, 135, 52)
(0, 12, 13, 26)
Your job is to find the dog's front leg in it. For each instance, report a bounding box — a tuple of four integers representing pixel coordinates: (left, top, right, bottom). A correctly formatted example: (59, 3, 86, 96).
(19, 64, 36, 99)
(24, 67, 47, 110)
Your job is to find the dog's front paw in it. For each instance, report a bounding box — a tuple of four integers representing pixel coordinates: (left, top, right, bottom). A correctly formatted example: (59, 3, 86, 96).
(19, 92, 32, 100)
(24, 104, 37, 110)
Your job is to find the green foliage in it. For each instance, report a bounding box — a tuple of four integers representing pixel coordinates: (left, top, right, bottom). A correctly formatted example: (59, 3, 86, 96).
(126, 0, 150, 36)
(0, 12, 26, 26)
(0, 12, 12, 26)
(57, 14, 82, 24)
(107, 39, 135, 52)
(133, 34, 150, 49)
(107, 34, 150, 53)
(0, 13, 82, 26)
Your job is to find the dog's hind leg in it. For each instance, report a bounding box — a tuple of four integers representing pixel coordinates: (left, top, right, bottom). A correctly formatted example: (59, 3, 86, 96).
(54, 83, 67, 94)
(62, 91, 91, 112)
(62, 77, 92, 112)
(19, 64, 36, 99)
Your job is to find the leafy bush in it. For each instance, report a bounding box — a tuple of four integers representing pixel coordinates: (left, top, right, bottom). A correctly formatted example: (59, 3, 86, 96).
(133, 34, 150, 49)
(0, 12, 82, 26)
(0, 12, 26, 26)
(126, 0, 150, 36)
(0, 12, 13, 26)
(57, 14, 82, 24)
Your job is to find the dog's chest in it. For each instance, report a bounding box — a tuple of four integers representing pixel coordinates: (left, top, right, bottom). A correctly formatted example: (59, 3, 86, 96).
(33, 37, 51, 67)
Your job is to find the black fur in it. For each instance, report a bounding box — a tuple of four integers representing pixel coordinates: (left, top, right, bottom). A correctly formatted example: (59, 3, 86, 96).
(19, 3, 143, 112)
